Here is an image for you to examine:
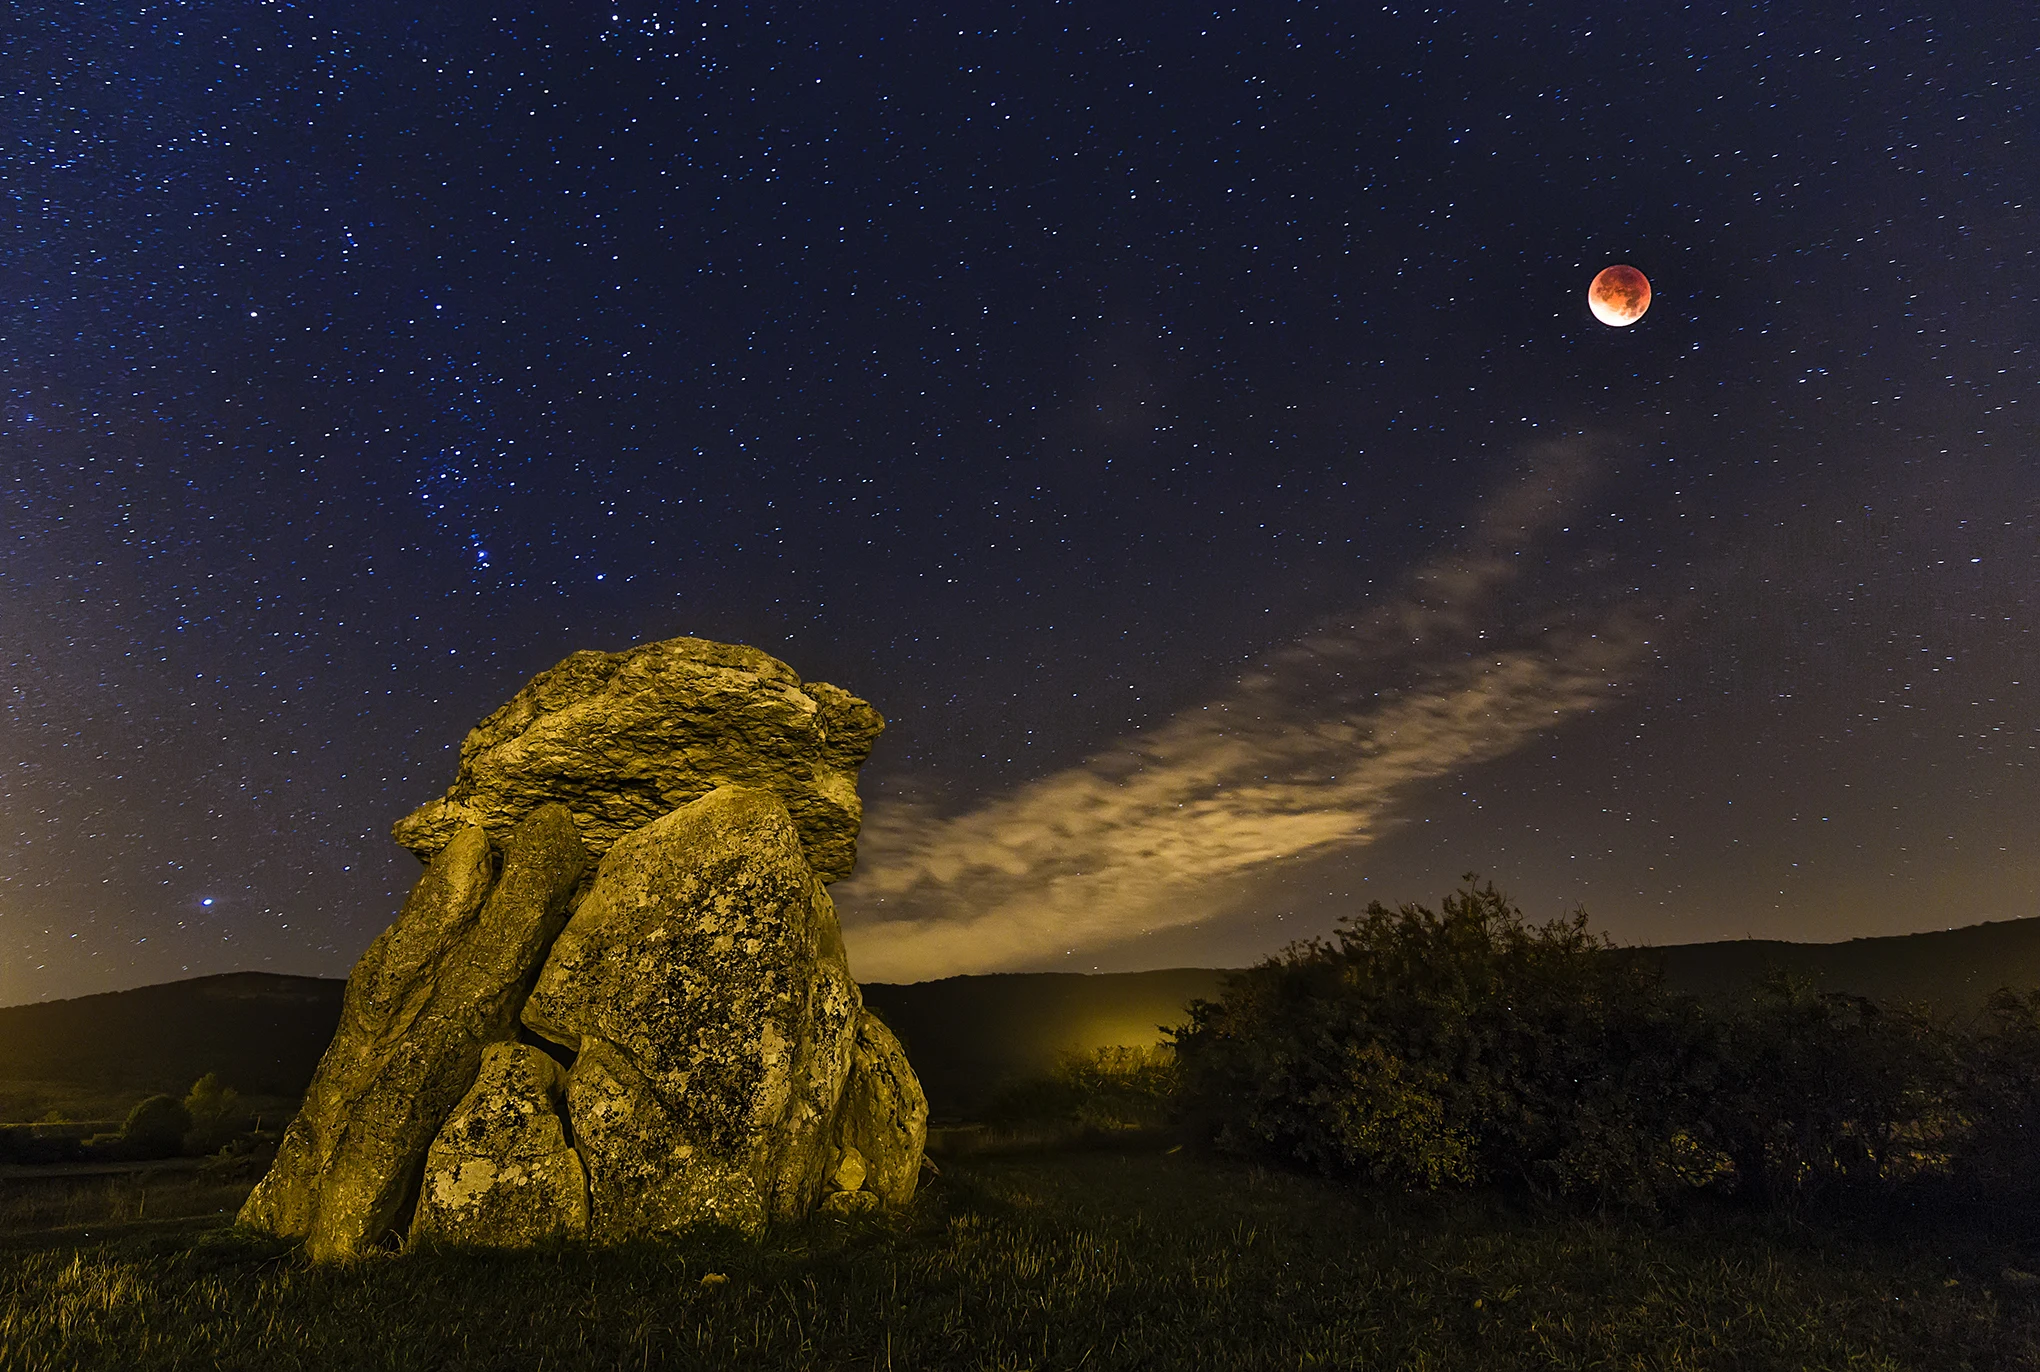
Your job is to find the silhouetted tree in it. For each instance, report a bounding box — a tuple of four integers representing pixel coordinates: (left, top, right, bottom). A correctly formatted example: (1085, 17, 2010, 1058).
(182, 1072, 244, 1154)
(119, 1094, 193, 1160)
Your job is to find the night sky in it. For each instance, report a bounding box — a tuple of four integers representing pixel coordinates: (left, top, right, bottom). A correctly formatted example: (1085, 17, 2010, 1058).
(6, 3, 2035, 1004)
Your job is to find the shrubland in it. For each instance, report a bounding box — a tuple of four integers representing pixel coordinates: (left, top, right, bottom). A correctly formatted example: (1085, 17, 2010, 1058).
(982, 1044, 1179, 1135)
(1172, 878, 2040, 1216)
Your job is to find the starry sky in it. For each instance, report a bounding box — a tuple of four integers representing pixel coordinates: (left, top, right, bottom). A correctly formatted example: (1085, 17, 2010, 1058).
(5, 2, 2035, 1003)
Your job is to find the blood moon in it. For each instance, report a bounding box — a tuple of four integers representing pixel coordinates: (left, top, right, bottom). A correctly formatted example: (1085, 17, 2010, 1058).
(1588, 264, 1651, 327)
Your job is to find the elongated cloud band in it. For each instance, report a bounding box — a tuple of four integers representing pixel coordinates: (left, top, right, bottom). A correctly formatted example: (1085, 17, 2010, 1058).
(837, 444, 1654, 982)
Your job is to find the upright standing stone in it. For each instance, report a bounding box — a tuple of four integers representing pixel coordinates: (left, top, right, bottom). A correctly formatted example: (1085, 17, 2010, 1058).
(240, 805, 587, 1258)
(829, 1012, 929, 1207)
(522, 786, 860, 1239)
(390, 638, 885, 882)
(410, 1042, 588, 1248)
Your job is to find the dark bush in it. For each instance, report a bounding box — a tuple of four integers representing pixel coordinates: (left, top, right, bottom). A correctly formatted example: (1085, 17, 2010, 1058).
(1172, 878, 1732, 1207)
(1705, 975, 1960, 1207)
(82, 1131, 131, 1161)
(1170, 879, 2030, 1214)
(120, 1094, 194, 1159)
(181, 1072, 244, 1155)
(1953, 987, 2040, 1199)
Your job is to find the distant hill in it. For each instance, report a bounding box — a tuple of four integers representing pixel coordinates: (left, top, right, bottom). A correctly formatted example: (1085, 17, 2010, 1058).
(0, 965, 1228, 1125)
(6, 915, 2038, 1122)
(1629, 916, 2040, 1014)
(0, 972, 344, 1121)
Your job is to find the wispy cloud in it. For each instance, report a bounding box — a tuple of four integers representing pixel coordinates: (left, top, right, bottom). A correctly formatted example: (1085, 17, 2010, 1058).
(838, 442, 1656, 982)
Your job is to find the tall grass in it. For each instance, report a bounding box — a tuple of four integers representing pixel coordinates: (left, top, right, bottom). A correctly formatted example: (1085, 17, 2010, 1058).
(0, 1167, 253, 1237)
(4, 1148, 2037, 1370)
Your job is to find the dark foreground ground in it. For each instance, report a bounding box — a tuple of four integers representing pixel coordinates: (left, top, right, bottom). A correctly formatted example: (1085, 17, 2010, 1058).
(4, 1143, 2038, 1371)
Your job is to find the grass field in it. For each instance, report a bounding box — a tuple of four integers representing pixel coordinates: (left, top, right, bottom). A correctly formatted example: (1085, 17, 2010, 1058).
(0, 1161, 257, 1238)
(4, 1142, 2037, 1371)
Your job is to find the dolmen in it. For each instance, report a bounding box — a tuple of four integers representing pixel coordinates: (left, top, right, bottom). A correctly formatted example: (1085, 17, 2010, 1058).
(239, 637, 927, 1258)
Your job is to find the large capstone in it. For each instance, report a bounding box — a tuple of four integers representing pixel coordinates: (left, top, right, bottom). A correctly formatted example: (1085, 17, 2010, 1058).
(239, 806, 586, 1258)
(410, 1042, 588, 1248)
(521, 786, 861, 1239)
(390, 637, 884, 882)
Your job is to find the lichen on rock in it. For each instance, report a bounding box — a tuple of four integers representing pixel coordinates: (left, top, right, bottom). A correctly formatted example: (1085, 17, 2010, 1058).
(410, 1042, 587, 1248)
(522, 785, 862, 1240)
(239, 805, 586, 1258)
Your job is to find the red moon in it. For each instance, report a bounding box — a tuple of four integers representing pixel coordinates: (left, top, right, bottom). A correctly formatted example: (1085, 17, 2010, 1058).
(1588, 264, 1651, 326)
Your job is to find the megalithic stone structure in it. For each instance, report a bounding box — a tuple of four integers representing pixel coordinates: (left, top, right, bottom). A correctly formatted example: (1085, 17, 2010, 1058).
(239, 805, 586, 1258)
(388, 638, 884, 881)
(238, 637, 927, 1258)
(520, 786, 860, 1240)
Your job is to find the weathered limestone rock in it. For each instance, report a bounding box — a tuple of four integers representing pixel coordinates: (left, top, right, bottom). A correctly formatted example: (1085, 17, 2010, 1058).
(391, 638, 884, 882)
(830, 1148, 869, 1193)
(240, 806, 587, 1258)
(817, 1143, 881, 1217)
(245, 635, 922, 1258)
(829, 1012, 929, 1207)
(522, 786, 861, 1240)
(818, 1188, 881, 1217)
(410, 1043, 588, 1247)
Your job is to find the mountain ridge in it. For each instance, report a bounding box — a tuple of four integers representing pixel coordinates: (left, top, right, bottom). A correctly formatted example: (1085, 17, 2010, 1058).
(7, 915, 2038, 1120)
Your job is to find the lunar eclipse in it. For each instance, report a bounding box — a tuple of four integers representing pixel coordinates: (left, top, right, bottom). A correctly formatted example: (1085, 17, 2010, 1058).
(1588, 264, 1652, 326)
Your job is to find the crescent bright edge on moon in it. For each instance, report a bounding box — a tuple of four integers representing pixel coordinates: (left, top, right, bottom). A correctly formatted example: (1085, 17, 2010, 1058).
(1589, 264, 1651, 326)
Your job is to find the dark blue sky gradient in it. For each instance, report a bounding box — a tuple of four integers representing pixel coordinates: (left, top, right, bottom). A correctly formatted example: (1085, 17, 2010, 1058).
(4, 3, 2034, 1000)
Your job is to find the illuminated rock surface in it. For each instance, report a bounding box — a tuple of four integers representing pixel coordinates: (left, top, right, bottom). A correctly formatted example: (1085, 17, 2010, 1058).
(830, 1012, 930, 1207)
(239, 807, 586, 1258)
(242, 640, 922, 1259)
(410, 1042, 587, 1247)
(522, 786, 861, 1239)
(390, 637, 884, 882)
